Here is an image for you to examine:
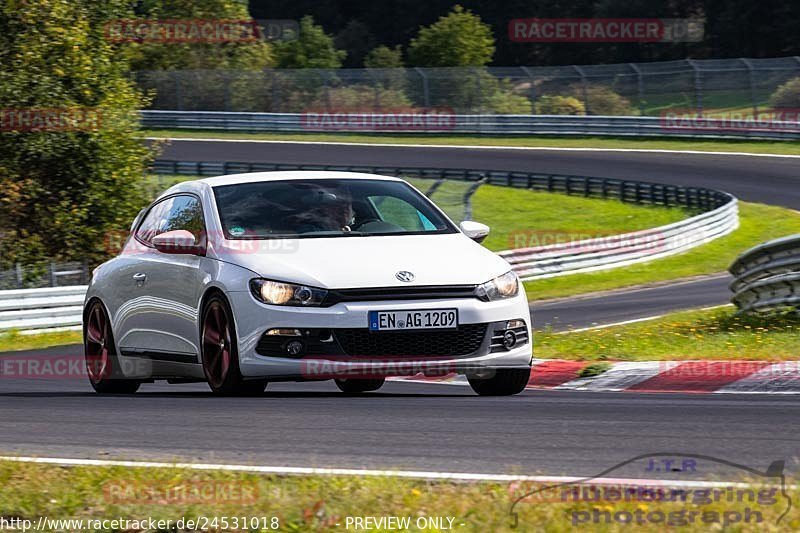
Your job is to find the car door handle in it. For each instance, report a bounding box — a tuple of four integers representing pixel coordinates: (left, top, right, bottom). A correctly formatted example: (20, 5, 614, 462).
(132, 273, 147, 284)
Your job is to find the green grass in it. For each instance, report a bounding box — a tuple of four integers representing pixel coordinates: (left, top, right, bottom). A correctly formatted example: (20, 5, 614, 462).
(0, 460, 794, 532)
(524, 202, 800, 301)
(470, 184, 689, 252)
(143, 128, 800, 156)
(0, 330, 81, 352)
(536, 306, 800, 362)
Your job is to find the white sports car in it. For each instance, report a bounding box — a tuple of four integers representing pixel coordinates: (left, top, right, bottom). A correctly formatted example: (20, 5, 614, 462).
(83, 171, 533, 396)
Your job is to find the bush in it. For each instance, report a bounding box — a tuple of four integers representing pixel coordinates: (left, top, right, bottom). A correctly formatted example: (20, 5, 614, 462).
(534, 95, 586, 115)
(577, 362, 612, 378)
(308, 85, 411, 110)
(769, 77, 800, 109)
(484, 90, 532, 114)
(571, 85, 636, 115)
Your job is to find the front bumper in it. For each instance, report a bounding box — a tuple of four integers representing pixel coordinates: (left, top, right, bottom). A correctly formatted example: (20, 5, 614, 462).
(227, 289, 533, 379)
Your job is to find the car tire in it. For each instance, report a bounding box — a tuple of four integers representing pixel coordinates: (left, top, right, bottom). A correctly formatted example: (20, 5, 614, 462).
(83, 300, 141, 394)
(335, 378, 385, 393)
(201, 293, 267, 396)
(467, 368, 530, 396)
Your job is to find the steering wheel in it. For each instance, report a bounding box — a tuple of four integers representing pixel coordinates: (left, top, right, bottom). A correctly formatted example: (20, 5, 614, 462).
(350, 218, 382, 231)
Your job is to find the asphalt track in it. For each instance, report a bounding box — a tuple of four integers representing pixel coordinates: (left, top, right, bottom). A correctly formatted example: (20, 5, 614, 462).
(3, 141, 800, 479)
(2, 346, 800, 478)
(160, 139, 800, 208)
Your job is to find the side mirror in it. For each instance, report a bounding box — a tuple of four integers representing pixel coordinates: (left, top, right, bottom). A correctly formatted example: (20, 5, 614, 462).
(459, 221, 490, 244)
(152, 230, 204, 256)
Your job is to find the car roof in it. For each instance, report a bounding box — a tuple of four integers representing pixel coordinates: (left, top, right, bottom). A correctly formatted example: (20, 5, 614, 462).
(158, 171, 407, 200)
(209, 170, 404, 187)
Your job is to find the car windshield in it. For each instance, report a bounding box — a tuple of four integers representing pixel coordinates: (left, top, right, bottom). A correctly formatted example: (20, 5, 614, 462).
(213, 178, 457, 239)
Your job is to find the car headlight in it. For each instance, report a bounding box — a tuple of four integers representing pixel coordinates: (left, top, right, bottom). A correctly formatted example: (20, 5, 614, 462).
(250, 279, 328, 306)
(475, 271, 520, 301)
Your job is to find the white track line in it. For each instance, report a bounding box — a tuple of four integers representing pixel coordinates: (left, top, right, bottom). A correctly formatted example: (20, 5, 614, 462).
(555, 304, 733, 334)
(0, 456, 772, 488)
(146, 137, 800, 159)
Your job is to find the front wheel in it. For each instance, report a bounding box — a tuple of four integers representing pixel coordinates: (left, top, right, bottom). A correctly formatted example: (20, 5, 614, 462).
(201, 294, 267, 396)
(335, 378, 385, 393)
(84, 300, 140, 394)
(467, 368, 530, 396)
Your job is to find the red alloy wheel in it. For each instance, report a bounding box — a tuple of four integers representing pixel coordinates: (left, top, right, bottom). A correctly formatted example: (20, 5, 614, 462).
(85, 303, 111, 384)
(202, 300, 232, 389)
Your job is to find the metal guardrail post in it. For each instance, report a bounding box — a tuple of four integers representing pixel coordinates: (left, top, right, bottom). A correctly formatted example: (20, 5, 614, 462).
(573, 65, 589, 114)
(414, 68, 430, 108)
(687, 59, 703, 115)
(629, 63, 645, 116)
(172, 71, 183, 111)
(521, 66, 537, 110)
(740, 58, 758, 117)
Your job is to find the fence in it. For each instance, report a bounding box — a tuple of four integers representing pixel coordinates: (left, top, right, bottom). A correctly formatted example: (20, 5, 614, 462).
(134, 57, 800, 116)
(140, 111, 800, 140)
(0, 262, 89, 290)
(729, 235, 800, 313)
(152, 160, 739, 280)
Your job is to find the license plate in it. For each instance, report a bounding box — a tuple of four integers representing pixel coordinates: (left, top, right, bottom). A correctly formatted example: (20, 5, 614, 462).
(369, 309, 458, 331)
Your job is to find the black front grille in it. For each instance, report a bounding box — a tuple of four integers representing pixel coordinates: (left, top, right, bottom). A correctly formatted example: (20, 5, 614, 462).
(333, 324, 487, 357)
(323, 285, 478, 306)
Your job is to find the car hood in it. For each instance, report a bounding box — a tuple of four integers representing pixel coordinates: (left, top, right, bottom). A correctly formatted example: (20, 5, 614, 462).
(215, 233, 512, 289)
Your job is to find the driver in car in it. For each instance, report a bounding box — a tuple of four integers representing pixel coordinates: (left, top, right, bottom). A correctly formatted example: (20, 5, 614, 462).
(287, 186, 355, 234)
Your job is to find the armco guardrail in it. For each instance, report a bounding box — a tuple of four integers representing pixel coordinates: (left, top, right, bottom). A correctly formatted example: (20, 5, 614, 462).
(0, 285, 86, 332)
(729, 235, 800, 313)
(140, 110, 800, 140)
(153, 160, 739, 281)
(4, 164, 739, 332)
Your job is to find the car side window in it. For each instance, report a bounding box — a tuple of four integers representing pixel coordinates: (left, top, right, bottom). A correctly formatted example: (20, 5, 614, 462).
(369, 196, 428, 231)
(136, 195, 205, 246)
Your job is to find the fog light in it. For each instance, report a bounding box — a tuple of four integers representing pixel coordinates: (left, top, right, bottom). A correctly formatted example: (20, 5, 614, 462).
(265, 328, 302, 336)
(285, 340, 305, 356)
(502, 330, 517, 350)
(506, 319, 526, 329)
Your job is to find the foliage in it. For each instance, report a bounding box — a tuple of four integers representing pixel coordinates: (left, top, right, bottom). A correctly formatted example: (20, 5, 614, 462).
(334, 20, 376, 68)
(535, 95, 586, 115)
(407, 5, 494, 67)
(308, 85, 411, 110)
(273, 15, 346, 69)
(577, 361, 612, 377)
(769, 77, 800, 108)
(364, 45, 404, 69)
(571, 84, 636, 116)
(127, 0, 273, 71)
(0, 0, 155, 268)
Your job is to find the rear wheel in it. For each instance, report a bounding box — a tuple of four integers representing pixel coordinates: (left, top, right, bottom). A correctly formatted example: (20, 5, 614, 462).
(84, 301, 140, 394)
(468, 368, 530, 396)
(335, 378, 385, 393)
(201, 294, 267, 396)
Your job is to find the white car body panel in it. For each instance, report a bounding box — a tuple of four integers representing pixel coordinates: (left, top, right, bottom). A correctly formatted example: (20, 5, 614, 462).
(85, 171, 533, 383)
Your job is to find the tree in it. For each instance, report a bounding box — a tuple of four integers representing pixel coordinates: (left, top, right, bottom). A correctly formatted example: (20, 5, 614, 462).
(128, 0, 274, 71)
(335, 20, 376, 68)
(407, 5, 494, 67)
(0, 0, 155, 268)
(364, 45, 404, 68)
(273, 15, 346, 68)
